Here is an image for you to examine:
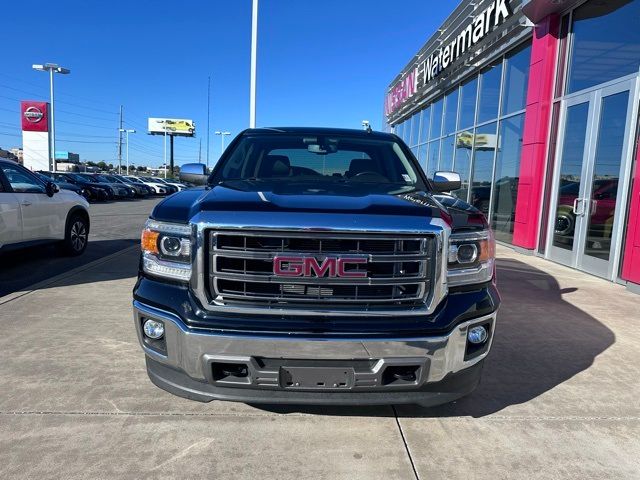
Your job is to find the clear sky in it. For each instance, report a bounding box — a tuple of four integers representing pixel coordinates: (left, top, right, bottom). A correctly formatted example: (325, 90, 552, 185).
(0, 0, 458, 168)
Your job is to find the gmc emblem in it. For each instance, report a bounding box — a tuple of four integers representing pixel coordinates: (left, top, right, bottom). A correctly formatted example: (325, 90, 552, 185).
(273, 256, 367, 278)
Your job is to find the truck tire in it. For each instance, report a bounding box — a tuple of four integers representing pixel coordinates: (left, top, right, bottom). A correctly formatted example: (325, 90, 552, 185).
(59, 213, 89, 256)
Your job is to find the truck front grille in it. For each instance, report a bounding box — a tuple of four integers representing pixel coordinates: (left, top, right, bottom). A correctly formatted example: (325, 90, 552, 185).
(206, 230, 435, 309)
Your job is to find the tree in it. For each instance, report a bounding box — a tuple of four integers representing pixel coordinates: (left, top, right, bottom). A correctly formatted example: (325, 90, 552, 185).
(97, 161, 108, 170)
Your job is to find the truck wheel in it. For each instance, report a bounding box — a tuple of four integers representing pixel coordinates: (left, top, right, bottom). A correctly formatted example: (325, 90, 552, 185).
(60, 213, 89, 256)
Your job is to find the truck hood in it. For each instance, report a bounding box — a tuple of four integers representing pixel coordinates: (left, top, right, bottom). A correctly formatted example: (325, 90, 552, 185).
(151, 184, 487, 232)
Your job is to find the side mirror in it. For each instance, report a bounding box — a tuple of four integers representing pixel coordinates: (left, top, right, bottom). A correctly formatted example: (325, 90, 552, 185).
(179, 163, 208, 186)
(432, 171, 461, 193)
(45, 181, 59, 197)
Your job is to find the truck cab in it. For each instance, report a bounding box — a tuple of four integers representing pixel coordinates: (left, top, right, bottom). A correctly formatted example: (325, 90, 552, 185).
(132, 127, 499, 407)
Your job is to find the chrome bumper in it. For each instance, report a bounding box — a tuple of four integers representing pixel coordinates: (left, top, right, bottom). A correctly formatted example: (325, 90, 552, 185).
(134, 300, 495, 395)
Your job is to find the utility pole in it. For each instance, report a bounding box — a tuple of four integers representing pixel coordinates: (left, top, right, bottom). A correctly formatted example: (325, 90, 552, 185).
(249, 0, 258, 128)
(206, 75, 211, 168)
(117, 105, 123, 174)
(169, 135, 174, 178)
(198, 138, 202, 163)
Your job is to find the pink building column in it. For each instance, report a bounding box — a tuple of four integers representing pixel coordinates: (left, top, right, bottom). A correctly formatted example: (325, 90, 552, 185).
(512, 15, 560, 249)
(621, 143, 640, 287)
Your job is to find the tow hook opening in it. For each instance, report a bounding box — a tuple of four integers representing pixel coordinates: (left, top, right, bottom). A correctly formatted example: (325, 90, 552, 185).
(382, 365, 419, 386)
(212, 362, 251, 384)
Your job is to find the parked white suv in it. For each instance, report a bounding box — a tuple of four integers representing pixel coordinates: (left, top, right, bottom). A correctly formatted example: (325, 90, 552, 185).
(0, 160, 90, 256)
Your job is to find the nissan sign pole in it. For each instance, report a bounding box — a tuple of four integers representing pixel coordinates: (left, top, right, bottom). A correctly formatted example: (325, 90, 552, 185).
(32, 63, 70, 172)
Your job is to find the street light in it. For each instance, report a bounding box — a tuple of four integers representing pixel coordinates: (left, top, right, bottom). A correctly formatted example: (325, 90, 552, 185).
(119, 128, 136, 174)
(32, 63, 71, 172)
(249, 0, 258, 128)
(215, 131, 231, 157)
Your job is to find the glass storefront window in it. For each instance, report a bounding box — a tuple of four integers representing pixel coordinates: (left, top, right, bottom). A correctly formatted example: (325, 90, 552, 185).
(478, 61, 503, 124)
(453, 129, 475, 200)
(439, 135, 456, 172)
(418, 143, 428, 172)
(459, 76, 478, 130)
(469, 122, 498, 212)
(567, 0, 640, 94)
(444, 88, 460, 135)
(419, 106, 431, 143)
(431, 98, 444, 139)
(409, 114, 419, 146)
(395, 122, 403, 139)
(425, 141, 440, 178)
(491, 114, 525, 243)
(501, 42, 532, 115)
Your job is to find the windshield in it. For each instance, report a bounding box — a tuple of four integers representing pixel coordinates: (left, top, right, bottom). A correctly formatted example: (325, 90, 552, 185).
(211, 134, 425, 195)
(77, 174, 99, 183)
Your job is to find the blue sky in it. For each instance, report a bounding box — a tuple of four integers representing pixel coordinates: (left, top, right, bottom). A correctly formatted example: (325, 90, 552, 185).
(0, 0, 457, 168)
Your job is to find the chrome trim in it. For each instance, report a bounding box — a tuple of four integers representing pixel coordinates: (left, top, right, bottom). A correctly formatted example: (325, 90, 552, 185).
(133, 300, 496, 385)
(187, 212, 450, 317)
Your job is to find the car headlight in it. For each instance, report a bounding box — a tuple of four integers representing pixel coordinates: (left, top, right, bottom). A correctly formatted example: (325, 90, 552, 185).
(447, 230, 495, 286)
(141, 220, 192, 281)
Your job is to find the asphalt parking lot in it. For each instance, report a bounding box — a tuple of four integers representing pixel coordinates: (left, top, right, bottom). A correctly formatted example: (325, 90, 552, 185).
(1, 206, 639, 479)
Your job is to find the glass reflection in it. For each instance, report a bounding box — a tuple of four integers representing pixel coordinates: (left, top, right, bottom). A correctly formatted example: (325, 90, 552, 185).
(444, 88, 460, 135)
(502, 42, 531, 115)
(469, 122, 498, 215)
(459, 77, 478, 130)
(491, 115, 525, 243)
(478, 60, 503, 123)
(568, 0, 640, 94)
(584, 91, 629, 260)
(431, 98, 444, 140)
(552, 102, 590, 251)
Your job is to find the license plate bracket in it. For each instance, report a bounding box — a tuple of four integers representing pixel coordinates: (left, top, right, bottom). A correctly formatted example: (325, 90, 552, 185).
(279, 366, 354, 390)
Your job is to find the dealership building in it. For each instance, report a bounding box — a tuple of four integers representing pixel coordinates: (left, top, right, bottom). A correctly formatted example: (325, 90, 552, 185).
(385, 0, 640, 291)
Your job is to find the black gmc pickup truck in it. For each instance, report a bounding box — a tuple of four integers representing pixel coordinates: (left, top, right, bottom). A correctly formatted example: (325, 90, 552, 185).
(133, 127, 499, 407)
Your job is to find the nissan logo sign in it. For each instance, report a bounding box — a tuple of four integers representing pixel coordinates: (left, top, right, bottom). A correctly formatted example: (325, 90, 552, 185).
(24, 106, 44, 123)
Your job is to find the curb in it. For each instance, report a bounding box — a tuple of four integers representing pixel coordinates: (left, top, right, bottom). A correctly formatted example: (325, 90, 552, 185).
(0, 245, 139, 307)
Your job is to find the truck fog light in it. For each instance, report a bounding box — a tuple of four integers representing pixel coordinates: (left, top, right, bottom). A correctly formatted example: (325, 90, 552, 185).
(467, 325, 488, 344)
(143, 319, 165, 339)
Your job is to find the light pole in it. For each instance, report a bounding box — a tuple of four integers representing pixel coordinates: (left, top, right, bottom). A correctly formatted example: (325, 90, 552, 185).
(215, 131, 231, 157)
(249, 0, 258, 128)
(32, 63, 71, 172)
(119, 128, 136, 174)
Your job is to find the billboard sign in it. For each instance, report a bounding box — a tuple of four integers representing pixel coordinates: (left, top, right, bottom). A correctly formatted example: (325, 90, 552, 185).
(148, 118, 195, 137)
(21, 101, 49, 132)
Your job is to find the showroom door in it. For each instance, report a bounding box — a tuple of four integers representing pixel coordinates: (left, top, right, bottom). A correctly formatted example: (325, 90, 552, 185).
(546, 78, 638, 280)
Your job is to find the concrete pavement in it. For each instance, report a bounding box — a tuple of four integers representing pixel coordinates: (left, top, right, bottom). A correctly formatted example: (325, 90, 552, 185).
(0, 244, 639, 479)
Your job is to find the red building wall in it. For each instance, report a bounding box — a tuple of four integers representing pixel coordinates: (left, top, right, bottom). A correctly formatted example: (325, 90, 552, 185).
(621, 143, 640, 286)
(512, 15, 560, 249)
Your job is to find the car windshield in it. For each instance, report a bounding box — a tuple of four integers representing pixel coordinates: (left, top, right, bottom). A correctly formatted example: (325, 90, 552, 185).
(64, 173, 85, 183)
(126, 177, 143, 184)
(94, 175, 112, 183)
(211, 134, 425, 195)
(77, 174, 99, 183)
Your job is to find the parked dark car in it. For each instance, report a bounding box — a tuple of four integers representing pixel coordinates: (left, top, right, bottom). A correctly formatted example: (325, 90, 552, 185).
(35, 172, 89, 200)
(38, 171, 110, 202)
(76, 173, 131, 199)
(110, 174, 151, 197)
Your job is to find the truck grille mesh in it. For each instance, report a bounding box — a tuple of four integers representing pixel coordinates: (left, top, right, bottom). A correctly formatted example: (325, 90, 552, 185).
(206, 230, 435, 308)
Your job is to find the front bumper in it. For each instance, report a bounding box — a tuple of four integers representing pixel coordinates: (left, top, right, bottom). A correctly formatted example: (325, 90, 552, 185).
(133, 300, 496, 406)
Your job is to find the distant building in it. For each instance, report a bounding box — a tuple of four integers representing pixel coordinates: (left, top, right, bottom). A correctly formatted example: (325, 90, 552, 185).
(0, 147, 19, 162)
(55, 151, 80, 164)
(10, 148, 23, 163)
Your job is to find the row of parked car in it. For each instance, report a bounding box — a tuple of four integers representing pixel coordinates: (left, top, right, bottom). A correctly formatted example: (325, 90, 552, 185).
(35, 171, 189, 202)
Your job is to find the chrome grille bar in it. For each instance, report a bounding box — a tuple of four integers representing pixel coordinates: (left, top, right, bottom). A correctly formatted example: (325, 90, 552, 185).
(206, 230, 435, 308)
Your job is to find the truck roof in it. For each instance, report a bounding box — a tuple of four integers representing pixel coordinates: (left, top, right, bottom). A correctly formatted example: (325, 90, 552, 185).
(242, 127, 397, 140)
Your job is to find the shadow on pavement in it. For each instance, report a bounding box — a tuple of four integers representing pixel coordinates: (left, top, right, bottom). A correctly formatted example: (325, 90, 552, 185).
(255, 257, 616, 418)
(0, 239, 138, 297)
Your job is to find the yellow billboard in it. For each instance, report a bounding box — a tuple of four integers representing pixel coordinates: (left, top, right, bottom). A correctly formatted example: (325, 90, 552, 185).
(148, 118, 195, 137)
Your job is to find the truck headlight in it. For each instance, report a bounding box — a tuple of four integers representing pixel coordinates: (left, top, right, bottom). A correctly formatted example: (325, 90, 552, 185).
(447, 230, 495, 286)
(141, 220, 192, 281)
